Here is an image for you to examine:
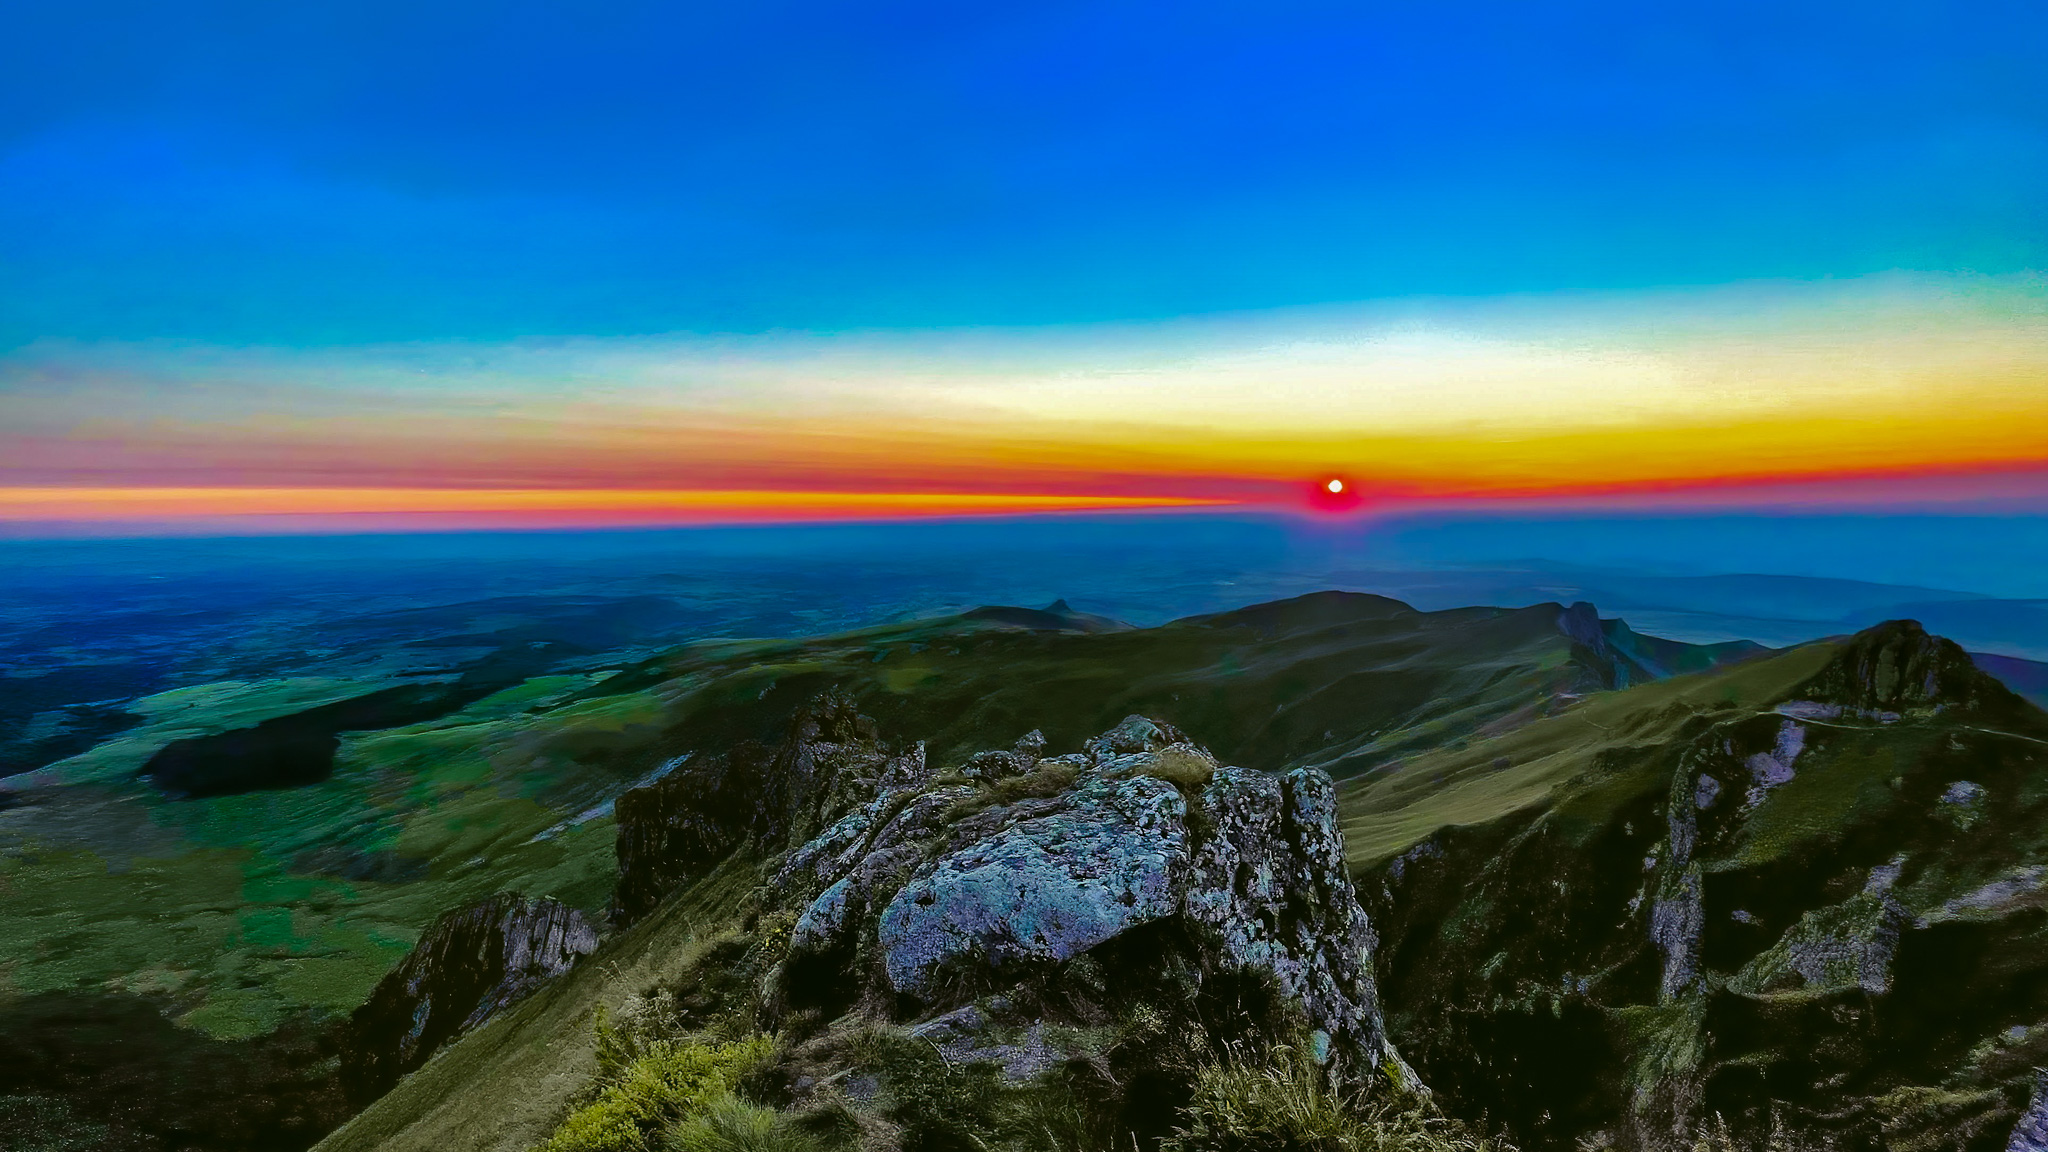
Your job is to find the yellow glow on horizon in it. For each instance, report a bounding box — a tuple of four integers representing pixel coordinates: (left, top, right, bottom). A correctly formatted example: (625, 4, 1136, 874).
(3, 273, 2044, 517)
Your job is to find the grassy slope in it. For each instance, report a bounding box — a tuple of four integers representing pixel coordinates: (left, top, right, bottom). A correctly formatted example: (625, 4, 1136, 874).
(313, 856, 761, 1152)
(1338, 640, 1837, 868)
(0, 674, 645, 1038)
(583, 592, 1637, 781)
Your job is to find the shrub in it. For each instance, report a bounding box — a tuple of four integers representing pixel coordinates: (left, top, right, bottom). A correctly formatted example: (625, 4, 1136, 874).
(539, 1034, 779, 1152)
(840, 1027, 1098, 1152)
(1163, 1044, 1507, 1152)
(945, 760, 1084, 821)
(1135, 746, 1218, 790)
(663, 1095, 821, 1152)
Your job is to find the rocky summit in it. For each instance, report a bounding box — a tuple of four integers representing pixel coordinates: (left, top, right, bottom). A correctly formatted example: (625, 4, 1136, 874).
(625, 702, 1413, 1087)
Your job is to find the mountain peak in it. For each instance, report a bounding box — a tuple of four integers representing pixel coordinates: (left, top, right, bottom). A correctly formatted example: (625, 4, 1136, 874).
(1788, 618, 2021, 715)
(1556, 600, 1607, 651)
(959, 601, 1131, 633)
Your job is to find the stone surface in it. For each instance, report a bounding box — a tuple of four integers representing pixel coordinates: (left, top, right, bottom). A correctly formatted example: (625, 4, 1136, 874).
(907, 1004, 1066, 1080)
(877, 771, 1189, 995)
(2011, 1072, 2048, 1152)
(341, 892, 598, 1105)
(1186, 766, 1400, 1074)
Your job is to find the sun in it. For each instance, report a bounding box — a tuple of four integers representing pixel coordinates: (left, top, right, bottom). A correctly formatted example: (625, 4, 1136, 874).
(1308, 475, 1362, 512)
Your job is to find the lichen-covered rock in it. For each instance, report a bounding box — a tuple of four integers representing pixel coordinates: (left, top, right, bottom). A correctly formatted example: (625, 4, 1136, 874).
(1083, 714, 1189, 760)
(762, 712, 1409, 1084)
(1728, 890, 1909, 995)
(341, 892, 597, 1105)
(906, 1004, 1066, 1080)
(877, 772, 1189, 995)
(2011, 1072, 2048, 1152)
(1187, 766, 1404, 1077)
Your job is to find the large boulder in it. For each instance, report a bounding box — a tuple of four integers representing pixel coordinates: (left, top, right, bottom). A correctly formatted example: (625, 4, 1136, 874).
(876, 770, 1189, 996)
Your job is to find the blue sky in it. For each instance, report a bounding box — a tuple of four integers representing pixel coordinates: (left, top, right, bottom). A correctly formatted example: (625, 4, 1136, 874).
(5, 0, 2045, 344)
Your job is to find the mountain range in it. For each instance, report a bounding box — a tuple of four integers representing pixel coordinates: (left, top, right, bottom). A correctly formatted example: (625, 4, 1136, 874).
(2, 587, 2046, 1152)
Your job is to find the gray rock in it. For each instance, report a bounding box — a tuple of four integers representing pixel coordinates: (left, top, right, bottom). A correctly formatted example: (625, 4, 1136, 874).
(791, 877, 857, 954)
(1943, 780, 1987, 806)
(782, 784, 979, 960)
(1083, 715, 1189, 761)
(1188, 765, 1402, 1077)
(1742, 720, 1806, 806)
(1693, 774, 1722, 810)
(2011, 1071, 2048, 1152)
(908, 1004, 1066, 1080)
(1651, 867, 1705, 1001)
(878, 772, 1188, 995)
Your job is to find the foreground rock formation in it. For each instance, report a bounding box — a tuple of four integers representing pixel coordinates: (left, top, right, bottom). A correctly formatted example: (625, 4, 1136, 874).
(612, 699, 1413, 1099)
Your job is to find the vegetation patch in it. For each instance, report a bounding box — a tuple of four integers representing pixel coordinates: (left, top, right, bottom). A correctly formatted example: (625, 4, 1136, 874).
(539, 1034, 779, 1152)
(1163, 1042, 1506, 1152)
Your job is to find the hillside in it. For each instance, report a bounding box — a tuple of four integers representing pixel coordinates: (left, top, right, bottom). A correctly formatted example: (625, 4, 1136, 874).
(1344, 622, 2048, 1151)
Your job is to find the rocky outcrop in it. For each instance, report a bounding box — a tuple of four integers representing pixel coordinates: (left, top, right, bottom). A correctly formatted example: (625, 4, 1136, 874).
(1789, 618, 2022, 717)
(2011, 1073, 2048, 1152)
(766, 711, 1410, 1084)
(341, 892, 597, 1105)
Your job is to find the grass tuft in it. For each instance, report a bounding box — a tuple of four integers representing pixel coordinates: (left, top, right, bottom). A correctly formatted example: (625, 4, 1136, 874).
(1164, 1043, 1508, 1152)
(662, 1095, 821, 1152)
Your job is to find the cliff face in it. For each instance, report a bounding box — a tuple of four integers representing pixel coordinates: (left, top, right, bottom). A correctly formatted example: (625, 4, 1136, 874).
(341, 893, 598, 1105)
(611, 697, 917, 927)
(1360, 622, 2048, 1152)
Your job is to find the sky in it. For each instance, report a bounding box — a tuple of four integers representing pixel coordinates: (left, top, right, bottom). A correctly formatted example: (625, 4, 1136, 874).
(2, 0, 2046, 543)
